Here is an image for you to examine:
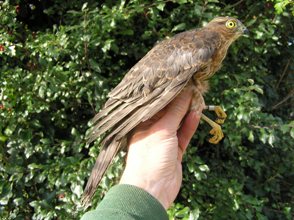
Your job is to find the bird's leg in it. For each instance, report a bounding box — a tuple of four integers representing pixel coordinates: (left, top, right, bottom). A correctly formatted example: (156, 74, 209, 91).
(201, 113, 224, 144)
(204, 105, 227, 124)
(189, 86, 224, 144)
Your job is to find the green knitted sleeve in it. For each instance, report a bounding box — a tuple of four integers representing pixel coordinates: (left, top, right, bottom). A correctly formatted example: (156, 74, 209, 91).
(81, 184, 168, 220)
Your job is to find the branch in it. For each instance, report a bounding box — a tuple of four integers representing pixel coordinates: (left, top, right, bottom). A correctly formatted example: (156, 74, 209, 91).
(224, 0, 245, 9)
(275, 59, 291, 89)
(271, 89, 294, 110)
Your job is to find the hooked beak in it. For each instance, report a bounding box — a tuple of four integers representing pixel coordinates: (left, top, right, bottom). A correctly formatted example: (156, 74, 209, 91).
(242, 27, 249, 35)
(237, 20, 249, 36)
(238, 23, 249, 36)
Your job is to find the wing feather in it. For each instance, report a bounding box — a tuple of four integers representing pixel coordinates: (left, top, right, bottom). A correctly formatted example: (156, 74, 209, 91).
(87, 87, 164, 143)
(82, 138, 126, 206)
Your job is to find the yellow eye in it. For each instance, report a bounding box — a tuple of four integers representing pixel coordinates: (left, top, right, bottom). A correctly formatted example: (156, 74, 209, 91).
(226, 20, 237, 29)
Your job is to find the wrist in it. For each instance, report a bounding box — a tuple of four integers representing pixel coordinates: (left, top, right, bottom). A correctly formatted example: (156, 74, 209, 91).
(120, 171, 170, 209)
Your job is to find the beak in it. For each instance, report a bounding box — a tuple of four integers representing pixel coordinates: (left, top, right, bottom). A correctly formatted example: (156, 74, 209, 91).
(238, 22, 249, 35)
(237, 20, 249, 36)
(242, 27, 249, 35)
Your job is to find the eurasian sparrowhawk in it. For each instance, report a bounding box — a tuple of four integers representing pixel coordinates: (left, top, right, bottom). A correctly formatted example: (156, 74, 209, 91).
(82, 16, 248, 205)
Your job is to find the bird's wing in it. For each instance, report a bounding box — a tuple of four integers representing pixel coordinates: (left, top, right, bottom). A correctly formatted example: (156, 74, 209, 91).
(88, 29, 220, 143)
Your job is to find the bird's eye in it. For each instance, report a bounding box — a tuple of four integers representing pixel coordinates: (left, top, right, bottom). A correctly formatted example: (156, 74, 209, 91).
(226, 20, 237, 29)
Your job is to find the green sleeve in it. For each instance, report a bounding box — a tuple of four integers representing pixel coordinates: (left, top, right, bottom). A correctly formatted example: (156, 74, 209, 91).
(81, 184, 168, 220)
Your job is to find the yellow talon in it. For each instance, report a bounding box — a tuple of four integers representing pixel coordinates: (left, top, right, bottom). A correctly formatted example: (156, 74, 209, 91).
(208, 125, 224, 144)
(206, 105, 227, 125)
(214, 106, 227, 124)
(201, 114, 224, 144)
(216, 118, 225, 124)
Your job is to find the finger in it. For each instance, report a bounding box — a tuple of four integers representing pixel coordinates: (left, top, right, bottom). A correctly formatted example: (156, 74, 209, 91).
(177, 111, 201, 160)
(158, 89, 193, 130)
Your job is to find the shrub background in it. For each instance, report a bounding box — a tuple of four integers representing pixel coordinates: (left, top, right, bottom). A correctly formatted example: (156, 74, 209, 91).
(0, 0, 293, 219)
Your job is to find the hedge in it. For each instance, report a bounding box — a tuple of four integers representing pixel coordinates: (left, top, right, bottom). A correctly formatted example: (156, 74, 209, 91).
(0, 0, 293, 219)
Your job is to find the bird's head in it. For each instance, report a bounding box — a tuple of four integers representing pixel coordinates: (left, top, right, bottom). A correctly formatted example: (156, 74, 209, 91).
(205, 16, 248, 41)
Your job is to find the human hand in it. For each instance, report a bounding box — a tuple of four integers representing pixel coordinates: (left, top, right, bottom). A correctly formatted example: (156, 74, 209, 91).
(119, 89, 202, 209)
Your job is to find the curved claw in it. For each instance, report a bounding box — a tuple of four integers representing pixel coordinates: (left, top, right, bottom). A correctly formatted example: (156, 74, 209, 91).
(214, 106, 227, 125)
(206, 105, 227, 125)
(201, 114, 224, 144)
(208, 124, 224, 144)
(215, 119, 225, 124)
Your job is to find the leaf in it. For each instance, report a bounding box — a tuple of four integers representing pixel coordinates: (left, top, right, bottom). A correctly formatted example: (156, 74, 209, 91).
(156, 3, 165, 11)
(89, 59, 101, 72)
(0, 134, 7, 142)
(0, 182, 13, 205)
(189, 207, 200, 220)
(82, 3, 88, 11)
(199, 164, 210, 172)
(248, 130, 254, 142)
(102, 39, 113, 52)
(4, 124, 16, 136)
(248, 79, 254, 85)
(280, 124, 289, 134)
(172, 23, 186, 32)
(290, 128, 294, 139)
(29, 200, 39, 208)
(121, 29, 134, 36)
(274, 2, 284, 14)
(268, 133, 275, 147)
(28, 163, 43, 170)
(254, 86, 264, 95)
(71, 183, 83, 197)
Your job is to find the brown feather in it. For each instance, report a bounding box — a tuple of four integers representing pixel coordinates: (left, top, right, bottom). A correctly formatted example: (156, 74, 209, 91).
(82, 16, 247, 205)
(82, 137, 126, 206)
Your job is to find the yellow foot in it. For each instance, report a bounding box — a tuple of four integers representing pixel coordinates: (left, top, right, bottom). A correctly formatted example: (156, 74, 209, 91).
(201, 114, 224, 144)
(208, 124, 224, 144)
(206, 105, 227, 125)
(215, 106, 227, 124)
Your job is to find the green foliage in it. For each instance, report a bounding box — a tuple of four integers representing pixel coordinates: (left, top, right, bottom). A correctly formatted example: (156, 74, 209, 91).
(273, 0, 294, 15)
(1, 0, 293, 219)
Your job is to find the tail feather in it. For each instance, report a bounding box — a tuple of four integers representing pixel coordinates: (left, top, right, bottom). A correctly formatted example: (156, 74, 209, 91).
(88, 101, 138, 142)
(81, 138, 125, 206)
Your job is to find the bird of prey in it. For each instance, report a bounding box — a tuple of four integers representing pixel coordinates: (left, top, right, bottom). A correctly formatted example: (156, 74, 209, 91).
(82, 16, 248, 205)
